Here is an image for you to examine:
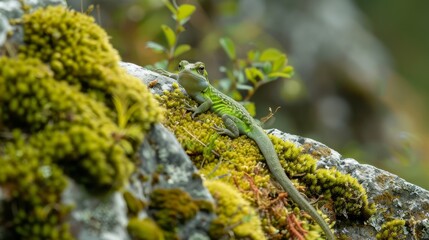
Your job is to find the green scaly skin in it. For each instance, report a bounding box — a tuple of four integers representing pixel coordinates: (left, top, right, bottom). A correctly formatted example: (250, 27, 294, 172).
(161, 60, 335, 240)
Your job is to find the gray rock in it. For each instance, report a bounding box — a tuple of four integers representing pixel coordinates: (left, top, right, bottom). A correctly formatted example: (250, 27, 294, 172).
(61, 123, 214, 240)
(62, 180, 130, 240)
(269, 129, 429, 239)
(123, 61, 429, 239)
(136, 123, 215, 239)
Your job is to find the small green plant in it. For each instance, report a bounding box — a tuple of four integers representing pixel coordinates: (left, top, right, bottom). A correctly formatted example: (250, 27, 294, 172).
(146, 0, 195, 70)
(147, 1, 294, 118)
(217, 37, 294, 116)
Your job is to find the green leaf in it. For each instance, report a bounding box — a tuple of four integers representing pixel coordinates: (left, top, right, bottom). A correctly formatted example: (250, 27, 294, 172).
(219, 37, 236, 60)
(231, 90, 243, 101)
(260, 48, 284, 61)
(174, 44, 191, 57)
(236, 70, 245, 83)
(238, 59, 247, 68)
(262, 62, 272, 74)
(236, 83, 253, 90)
(176, 4, 196, 24)
(247, 50, 257, 61)
(245, 67, 264, 84)
(161, 25, 176, 48)
(282, 66, 294, 74)
(177, 25, 185, 33)
(146, 41, 166, 53)
(267, 72, 292, 78)
(241, 101, 256, 117)
(272, 55, 286, 72)
(164, 0, 177, 14)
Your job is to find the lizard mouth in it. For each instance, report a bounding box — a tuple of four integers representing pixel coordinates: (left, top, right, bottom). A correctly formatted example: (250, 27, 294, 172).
(178, 69, 206, 82)
(178, 69, 209, 92)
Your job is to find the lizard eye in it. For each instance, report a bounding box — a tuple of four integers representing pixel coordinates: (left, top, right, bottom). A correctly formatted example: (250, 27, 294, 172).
(197, 65, 205, 74)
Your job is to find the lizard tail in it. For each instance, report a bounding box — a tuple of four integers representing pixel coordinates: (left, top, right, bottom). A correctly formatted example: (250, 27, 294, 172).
(249, 127, 335, 240)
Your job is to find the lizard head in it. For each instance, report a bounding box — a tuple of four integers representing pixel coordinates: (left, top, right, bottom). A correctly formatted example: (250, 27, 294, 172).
(177, 60, 209, 94)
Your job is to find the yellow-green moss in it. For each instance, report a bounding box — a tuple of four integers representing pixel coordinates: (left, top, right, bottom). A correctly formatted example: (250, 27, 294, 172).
(149, 188, 199, 231)
(303, 168, 375, 219)
(0, 57, 134, 190)
(124, 191, 146, 216)
(156, 84, 376, 238)
(0, 131, 73, 240)
(126, 187, 216, 240)
(376, 219, 406, 240)
(127, 217, 165, 240)
(206, 180, 265, 240)
(0, 5, 163, 239)
(18, 5, 163, 136)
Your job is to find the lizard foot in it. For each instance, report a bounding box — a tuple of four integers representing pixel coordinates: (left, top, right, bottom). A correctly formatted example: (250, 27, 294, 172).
(212, 124, 236, 137)
(183, 102, 199, 118)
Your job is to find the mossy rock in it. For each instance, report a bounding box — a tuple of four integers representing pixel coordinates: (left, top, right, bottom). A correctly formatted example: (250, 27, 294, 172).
(376, 219, 407, 240)
(0, 5, 162, 239)
(156, 83, 376, 239)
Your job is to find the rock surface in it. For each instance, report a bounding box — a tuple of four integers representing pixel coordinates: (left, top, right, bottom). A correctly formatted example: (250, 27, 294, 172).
(123, 61, 429, 239)
(60, 123, 214, 240)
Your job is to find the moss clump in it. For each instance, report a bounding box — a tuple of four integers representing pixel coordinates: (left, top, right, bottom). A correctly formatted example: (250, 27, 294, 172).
(124, 191, 146, 216)
(18, 5, 162, 136)
(19, 5, 120, 82)
(0, 57, 134, 190)
(0, 5, 162, 239)
(0, 131, 73, 240)
(206, 180, 265, 240)
(128, 187, 214, 240)
(376, 219, 407, 240)
(127, 218, 165, 240)
(148, 188, 199, 232)
(303, 168, 375, 219)
(156, 84, 375, 238)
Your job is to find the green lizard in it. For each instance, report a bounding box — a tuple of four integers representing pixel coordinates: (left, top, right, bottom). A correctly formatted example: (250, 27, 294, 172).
(160, 60, 335, 240)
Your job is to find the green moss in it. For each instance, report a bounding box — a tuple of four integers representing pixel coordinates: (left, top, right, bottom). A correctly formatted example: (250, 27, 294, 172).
(149, 188, 199, 231)
(124, 191, 146, 216)
(18, 5, 163, 137)
(0, 5, 163, 239)
(147, 188, 214, 239)
(206, 180, 265, 240)
(156, 84, 376, 238)
(0, 57, 134, 190)
(376, 219, 406, 240)
(303, 168, 375, 219)
(0, 131, 73, 240)
(127, 217, 165, 240)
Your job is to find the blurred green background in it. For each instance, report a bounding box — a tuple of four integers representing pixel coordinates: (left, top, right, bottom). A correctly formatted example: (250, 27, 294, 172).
(68, 0, 429, 189)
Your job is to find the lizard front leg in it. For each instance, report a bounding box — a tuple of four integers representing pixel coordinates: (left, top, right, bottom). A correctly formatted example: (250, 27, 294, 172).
(213, 114, 241, 138)
(187, 98, 212, 118)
